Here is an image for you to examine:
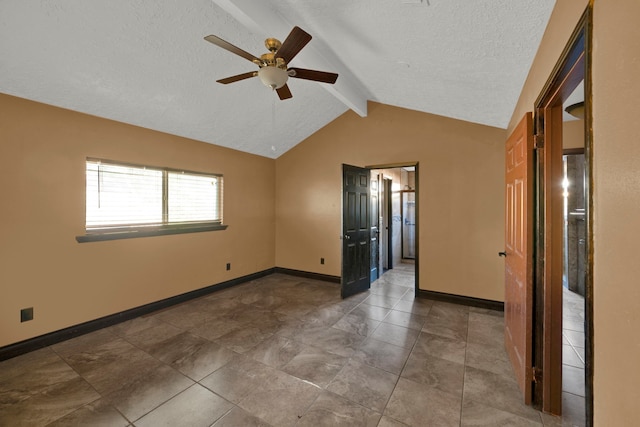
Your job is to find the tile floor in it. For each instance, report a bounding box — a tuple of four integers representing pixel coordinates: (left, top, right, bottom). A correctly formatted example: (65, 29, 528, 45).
(1, 264, 578, 426)
(562, 287, 586, 426)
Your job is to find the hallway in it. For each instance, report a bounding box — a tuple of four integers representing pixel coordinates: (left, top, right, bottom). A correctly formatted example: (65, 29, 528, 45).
(1, 265, 567, 426)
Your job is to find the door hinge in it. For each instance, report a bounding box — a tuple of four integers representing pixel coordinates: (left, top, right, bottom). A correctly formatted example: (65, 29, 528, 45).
(534, 134, 544, 149)
(532, 366, 542, 383)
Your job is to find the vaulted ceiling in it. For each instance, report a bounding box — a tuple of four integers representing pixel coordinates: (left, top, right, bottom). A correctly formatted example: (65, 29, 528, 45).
(0, 0, 556, 158)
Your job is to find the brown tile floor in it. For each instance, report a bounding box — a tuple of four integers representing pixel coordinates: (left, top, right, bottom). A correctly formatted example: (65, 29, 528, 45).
(1, 264, 574, 426)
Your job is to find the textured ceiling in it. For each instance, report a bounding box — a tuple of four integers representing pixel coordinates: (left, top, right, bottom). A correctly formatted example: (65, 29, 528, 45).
(0, 0, 556, 158)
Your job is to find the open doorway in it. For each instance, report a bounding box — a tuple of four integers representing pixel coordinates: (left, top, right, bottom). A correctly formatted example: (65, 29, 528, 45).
(532, 6, 592, 425)
(371, 166, 417, 274)
(560, 82, 587, 425)
(369, 164, 419, 295)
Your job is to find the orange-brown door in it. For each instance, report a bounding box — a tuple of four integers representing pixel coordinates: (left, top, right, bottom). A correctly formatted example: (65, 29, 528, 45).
(504, 113, 534, 403)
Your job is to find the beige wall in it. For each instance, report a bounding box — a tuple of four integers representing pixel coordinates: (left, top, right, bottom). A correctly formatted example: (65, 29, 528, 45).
(508, 0, 640, 422)
(276, 103, 506, 301)
(592, 1, 640, 423)
(0, 94, 276, 348)
(563, 119, 585, 149)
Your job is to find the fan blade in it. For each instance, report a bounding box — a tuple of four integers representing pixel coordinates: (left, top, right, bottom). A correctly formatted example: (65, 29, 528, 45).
(276, 84, 292, 100)
(216, 71, 257, 84)
(204, 35, 262, 64)
(288, 68, 338, 84)
(276, 27, 312, 63)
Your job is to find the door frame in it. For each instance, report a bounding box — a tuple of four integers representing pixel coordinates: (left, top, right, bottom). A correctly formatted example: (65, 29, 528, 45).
(383, 177, 393, 270)
(370, 171, 381, 283)
(533, 5, 593, 423)
(366, 162, 419, 295)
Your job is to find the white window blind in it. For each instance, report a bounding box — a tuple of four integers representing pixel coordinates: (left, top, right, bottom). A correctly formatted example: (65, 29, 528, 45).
(85, 159, 222, 231)
(168, 172, 222, 223)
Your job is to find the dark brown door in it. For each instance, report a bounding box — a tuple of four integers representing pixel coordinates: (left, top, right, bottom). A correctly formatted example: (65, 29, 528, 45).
(504, 113, 534, 403)
(370, 173, 380, 282)
(342, 164, 371, 298)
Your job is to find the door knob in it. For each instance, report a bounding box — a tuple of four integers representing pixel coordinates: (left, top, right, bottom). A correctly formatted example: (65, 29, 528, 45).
(344, 235, 351, 240)
(498, 251, 507, 257)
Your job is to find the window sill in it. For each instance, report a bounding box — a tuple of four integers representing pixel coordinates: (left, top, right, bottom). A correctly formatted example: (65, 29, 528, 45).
(76, 223, 228, 243)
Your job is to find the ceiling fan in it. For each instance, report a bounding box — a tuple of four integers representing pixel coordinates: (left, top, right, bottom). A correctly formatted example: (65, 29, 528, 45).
(204, 26, 338, 100)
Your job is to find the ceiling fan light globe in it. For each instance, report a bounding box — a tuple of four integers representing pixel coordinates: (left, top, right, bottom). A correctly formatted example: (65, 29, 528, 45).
(258, 66, 288, 89)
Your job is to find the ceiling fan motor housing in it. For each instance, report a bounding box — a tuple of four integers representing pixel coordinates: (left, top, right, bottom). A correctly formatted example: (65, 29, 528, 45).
(265, 37, 282, 52)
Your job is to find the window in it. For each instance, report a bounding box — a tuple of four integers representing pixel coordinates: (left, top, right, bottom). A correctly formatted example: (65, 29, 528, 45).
(78, 158, 225, 242)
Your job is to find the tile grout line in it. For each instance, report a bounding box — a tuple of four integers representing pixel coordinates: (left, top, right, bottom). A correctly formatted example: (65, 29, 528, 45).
(459, 306, 471, 426)
(47, 341, 134, 426)
(376, 298, 426, 426)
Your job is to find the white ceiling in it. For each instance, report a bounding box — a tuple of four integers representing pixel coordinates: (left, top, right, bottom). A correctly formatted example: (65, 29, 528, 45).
(0, 0, 556, 159)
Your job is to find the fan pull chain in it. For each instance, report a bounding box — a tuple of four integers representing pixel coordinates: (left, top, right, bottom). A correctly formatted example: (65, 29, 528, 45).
(272, 94, 276, 131)
(271, 95, 277, 154)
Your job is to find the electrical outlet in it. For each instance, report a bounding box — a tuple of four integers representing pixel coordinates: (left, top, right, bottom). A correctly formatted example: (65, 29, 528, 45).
(21, 307, 33, 322)
(320, 258, 325, 265)
(226, 263, 231, 271)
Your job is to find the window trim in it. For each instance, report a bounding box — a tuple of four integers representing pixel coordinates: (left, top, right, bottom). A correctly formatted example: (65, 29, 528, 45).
(76, 223, 228, 243)
(77, 158, 226, 243)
